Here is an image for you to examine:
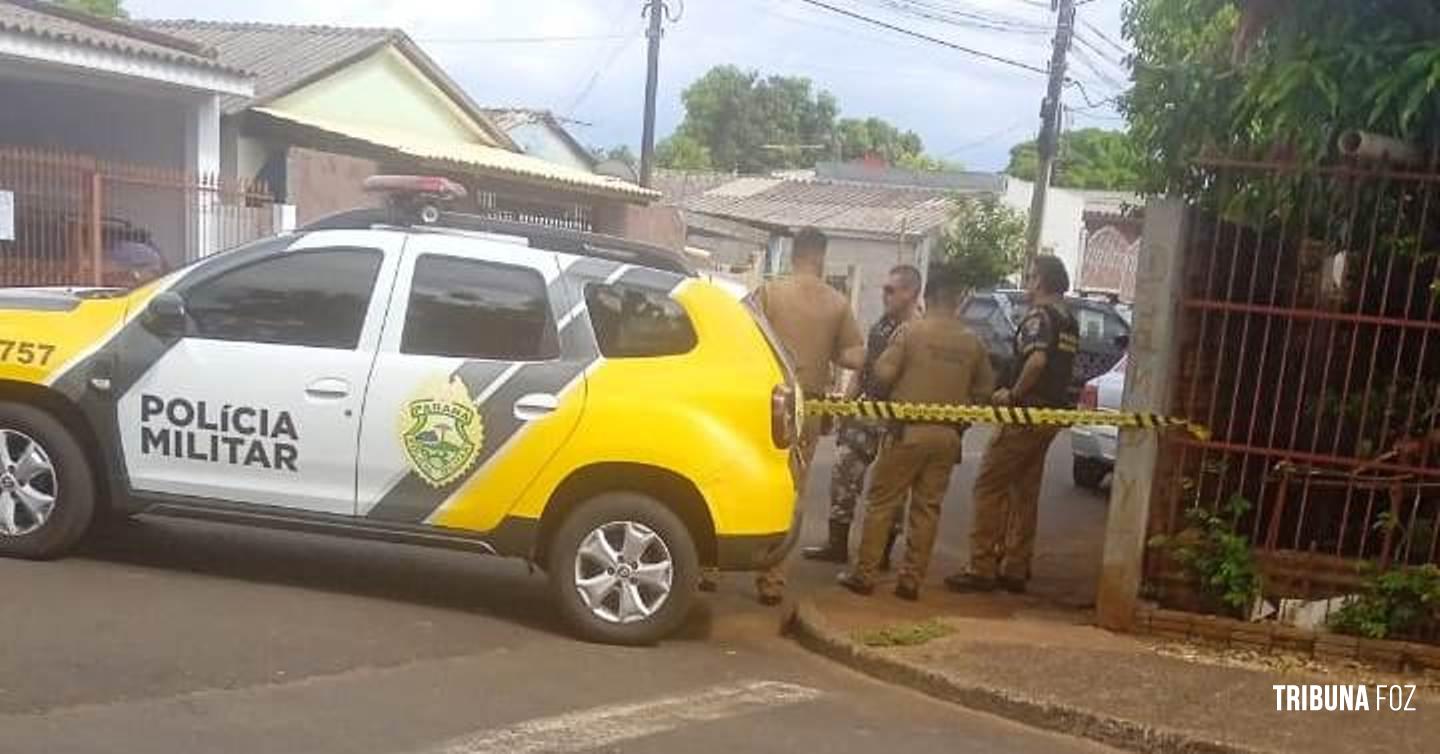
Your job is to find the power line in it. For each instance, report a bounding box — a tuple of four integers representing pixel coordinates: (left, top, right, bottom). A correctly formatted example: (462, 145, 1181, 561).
(1078, 16, 1129, 57)
(417, 33, 640, 44)
(942, 116, 1033, 156)
(790, 0, 1049, 75)
(1070, 45, 1127, 91)
(859, 0, 1050, 34)
(1073, 30, 1127, 70)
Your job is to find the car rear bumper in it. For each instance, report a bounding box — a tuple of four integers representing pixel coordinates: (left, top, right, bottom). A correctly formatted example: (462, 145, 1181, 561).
(714, 453, 806, 571)
(1071, 426, 1118, 464)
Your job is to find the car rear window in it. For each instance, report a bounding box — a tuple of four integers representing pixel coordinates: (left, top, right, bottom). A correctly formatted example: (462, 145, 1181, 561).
(584, 282, 697, 358)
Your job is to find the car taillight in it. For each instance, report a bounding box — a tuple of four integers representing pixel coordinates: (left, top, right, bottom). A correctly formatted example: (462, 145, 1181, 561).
(772, 384, 797, 449)
(1079, 383, 1099, 410)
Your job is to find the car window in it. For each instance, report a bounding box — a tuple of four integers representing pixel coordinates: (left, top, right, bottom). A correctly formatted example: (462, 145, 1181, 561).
(585, 283, 697, 358)
(184, 248, 382, 349)
(401, 255, 559, 361)
(1078, 307, 1109, 341)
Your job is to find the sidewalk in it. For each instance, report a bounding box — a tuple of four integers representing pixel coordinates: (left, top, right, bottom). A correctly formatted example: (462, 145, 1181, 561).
(789, 584, 1439, 754)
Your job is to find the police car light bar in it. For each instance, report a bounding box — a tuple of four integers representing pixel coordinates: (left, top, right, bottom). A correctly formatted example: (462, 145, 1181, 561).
(362, 175, 468, 201)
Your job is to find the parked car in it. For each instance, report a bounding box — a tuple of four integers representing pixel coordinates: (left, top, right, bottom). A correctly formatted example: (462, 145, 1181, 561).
(958, 288, 1131, 389)
(0, 176, 803, 645)
(1071, 356, 1127, 489)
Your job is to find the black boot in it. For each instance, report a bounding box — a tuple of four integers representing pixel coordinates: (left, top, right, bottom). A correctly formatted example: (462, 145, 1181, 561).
(878, 529, 901, 572)
(802, 521, 849, 563)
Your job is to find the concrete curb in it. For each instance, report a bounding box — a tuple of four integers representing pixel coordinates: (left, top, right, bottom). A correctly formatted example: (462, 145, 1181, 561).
(786, 599, 1261, 754)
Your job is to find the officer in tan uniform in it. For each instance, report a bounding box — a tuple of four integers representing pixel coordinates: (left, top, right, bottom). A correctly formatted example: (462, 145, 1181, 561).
(837, 270, 994, 600)
(750, 227, 866, 605)
(947, 255, 1078, 594)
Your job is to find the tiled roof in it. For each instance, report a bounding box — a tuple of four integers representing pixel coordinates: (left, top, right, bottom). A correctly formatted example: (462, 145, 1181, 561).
(137, 20, 395, 114)
(652, 169, 738, 205)
(253, 106, 657, 202)
(0, 0, 245, 75)
(682, 176, 956, 237)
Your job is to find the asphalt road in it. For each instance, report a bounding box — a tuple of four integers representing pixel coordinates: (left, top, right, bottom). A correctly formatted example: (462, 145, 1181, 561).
(0, 429, 1112, 754)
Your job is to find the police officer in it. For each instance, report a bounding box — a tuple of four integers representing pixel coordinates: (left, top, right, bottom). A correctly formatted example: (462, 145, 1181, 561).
(946, 255, 1078, 594)
(750, 227, 866, 605)
(801, 264, 922, 566)
(838, 270, 994, 600)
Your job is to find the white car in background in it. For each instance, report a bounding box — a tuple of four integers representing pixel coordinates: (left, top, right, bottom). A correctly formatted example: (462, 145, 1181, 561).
(1071, 356, 1126, 490)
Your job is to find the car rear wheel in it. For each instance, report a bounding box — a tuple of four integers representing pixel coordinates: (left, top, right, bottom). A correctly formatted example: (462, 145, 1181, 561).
(547, 492, 699, 646)
(0, 402, 95, 559)
(1072, 457, 1108, 490)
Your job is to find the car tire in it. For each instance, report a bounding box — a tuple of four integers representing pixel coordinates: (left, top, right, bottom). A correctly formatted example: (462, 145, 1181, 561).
(1072, 457, 1108, 490)
(547, 492, 699, 646)
(0, 402, 95, 560)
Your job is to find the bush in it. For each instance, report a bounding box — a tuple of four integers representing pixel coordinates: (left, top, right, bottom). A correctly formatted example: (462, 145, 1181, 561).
(1149, 494, 1261, 617)
(1330, 564, 1440, 641)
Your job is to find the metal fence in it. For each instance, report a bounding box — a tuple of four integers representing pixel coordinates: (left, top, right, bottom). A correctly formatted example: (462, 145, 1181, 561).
(0, 147, 275, 288)
(1157, 156, 1440, 596)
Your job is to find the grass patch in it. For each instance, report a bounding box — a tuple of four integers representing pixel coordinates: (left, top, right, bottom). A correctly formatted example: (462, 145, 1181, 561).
(853, 618, 956, 648)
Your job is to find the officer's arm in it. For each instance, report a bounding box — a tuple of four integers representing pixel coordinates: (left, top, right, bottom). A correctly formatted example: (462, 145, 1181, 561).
(872, 327, 907, 387)
(834, 306, 866, 371)
(972, 347, 996, 403)
(1011, 350, 1047, 402)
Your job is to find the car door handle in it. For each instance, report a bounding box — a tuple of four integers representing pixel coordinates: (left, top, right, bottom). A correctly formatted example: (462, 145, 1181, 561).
(305, 378, 351, 400)
(514, 393, 560, 421)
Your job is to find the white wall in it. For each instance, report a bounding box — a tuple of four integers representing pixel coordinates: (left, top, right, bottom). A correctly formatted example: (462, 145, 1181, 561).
(1002, 177, 1086, 284)
(506, 121, 593, 173)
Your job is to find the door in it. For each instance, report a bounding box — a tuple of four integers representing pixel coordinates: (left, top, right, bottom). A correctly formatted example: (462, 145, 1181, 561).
(355, 234, 588, 531)
(118, 233, 401, 514)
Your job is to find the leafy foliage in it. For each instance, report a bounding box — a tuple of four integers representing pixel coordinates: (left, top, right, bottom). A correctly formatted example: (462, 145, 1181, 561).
(835, 117, 923, 164)
(1123, 0, 1440, 196)
(660, 65, 951, 173)
(591, 145, 637, 168)
(1149, 493, 1261, 615)
(1330, 564, 1440, 640)
(932, 198, 1026, 292)
(56, 0, 127, 18)
(1005, 128, 1143, 190)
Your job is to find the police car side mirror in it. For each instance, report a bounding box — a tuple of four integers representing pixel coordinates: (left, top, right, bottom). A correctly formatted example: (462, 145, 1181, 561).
(143, 291, 188, 338)
(1114, 334, 1130, 350)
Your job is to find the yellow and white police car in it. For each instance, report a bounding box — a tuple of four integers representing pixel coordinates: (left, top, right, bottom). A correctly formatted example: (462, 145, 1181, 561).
(0, 177, 802, 645)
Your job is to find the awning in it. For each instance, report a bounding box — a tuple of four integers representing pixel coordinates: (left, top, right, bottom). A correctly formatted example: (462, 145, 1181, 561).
(252, 106, 658, 203)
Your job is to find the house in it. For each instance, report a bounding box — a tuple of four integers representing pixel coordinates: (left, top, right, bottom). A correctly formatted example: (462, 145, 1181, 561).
(483, 108, 596, 174)
(677, 162, 1088, 327)
(1077, 190, 1142, 301)
(0, 0, 256, 283)
(679, 170, 957, 326)
(138, 20, 656, 231)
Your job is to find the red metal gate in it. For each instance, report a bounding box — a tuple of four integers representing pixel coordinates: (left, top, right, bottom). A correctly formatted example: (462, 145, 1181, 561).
(0, 147, 274, 288)
(1156, 156, 1440, 596)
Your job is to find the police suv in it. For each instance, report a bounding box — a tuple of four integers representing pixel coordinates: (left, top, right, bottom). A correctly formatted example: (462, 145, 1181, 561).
(0, 177, 803, 645)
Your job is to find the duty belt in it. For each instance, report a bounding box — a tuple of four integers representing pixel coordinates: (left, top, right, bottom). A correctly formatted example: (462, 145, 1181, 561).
(803, 398, 1210, 440)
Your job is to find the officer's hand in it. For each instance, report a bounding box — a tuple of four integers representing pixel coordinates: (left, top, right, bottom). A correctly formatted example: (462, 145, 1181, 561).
(992, 388, 1012, 405)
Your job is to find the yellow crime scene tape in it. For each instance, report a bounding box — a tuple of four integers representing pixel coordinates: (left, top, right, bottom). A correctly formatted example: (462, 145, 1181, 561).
(803, 398, 1211, 440)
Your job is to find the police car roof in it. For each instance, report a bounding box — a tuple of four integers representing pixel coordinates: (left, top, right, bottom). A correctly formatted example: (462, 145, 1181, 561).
(301, 208, 694, 277)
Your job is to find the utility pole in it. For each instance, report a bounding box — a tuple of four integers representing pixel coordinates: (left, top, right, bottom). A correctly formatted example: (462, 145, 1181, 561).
(639, 0, 666, 188)
(1025, 0, 1076, 265)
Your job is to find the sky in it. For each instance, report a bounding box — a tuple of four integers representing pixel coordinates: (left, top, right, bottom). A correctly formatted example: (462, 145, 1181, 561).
(125, 0, 1131, 172)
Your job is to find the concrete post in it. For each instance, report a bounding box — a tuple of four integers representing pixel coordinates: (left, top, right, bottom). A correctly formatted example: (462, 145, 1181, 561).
(1096, 197, 1188, 630)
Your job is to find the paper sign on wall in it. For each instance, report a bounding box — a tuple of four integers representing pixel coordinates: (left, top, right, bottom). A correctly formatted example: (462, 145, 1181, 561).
(0, 190, 13, 242)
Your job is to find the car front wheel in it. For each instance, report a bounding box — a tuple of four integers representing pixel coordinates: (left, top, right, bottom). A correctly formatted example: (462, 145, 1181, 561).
(0, 402, 95, 559)
(547, 492, 699, 645)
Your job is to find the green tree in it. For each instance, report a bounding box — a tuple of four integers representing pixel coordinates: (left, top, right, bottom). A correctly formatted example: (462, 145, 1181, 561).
(655, 134, 713, 170)
(55, 0, 127, 17)
(1006, 128, 1142, 190)
(836, 117, 923, 163)
(661, 65, 932, 173)
(933, 197, 1027, 292)
(591, 145, 638, 168)
(1123, 0, 1440, 195)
